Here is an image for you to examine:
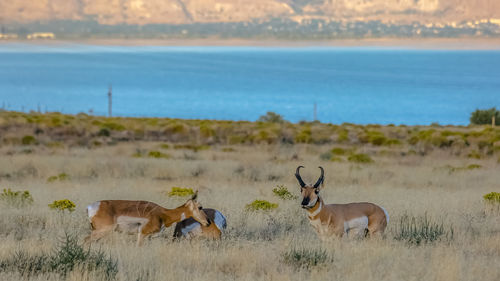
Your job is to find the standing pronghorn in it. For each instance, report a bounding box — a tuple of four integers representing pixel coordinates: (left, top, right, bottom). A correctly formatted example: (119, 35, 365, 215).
(295, 166, 389, 239)
(85, 192, 209, 246)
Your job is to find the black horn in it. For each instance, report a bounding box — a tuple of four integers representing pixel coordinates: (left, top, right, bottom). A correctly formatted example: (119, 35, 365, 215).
(313, 166, 324, 188)
(295, 166, 306, 188)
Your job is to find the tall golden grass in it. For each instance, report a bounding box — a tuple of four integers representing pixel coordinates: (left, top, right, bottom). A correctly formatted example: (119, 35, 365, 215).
(0, 113, 499, 280)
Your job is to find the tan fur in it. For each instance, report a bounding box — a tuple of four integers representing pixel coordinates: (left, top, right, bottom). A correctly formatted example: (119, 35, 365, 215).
(173, 209, 224, 240)
(306, 197, 387, 238)
(297, 166, 388, 239)
(85, 197, 208, 246)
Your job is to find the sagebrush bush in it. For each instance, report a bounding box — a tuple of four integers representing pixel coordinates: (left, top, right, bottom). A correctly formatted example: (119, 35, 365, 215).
(0, 188, 33, 207)
(483, 192, 500, 204)
(348, 153, 374, 163)
(282, 247, 333, 269)
(446, 164, 482, 173)
(272, 185, 298, 200)
(394, 214, 454, 245)
(245, 200, 278, 211)
(168, 187, 194, 197)
(0, 234, 117, 279)
(483, 192, 500, 213)
(173, 144, 209, 152)
(47, 173, 70, 183)
(21, 135, 37, 145)
(331, 147, 346, 156)
(147, 151, 171, 159)
(48, 199, 76, 212)
(467, 150, 482, 159)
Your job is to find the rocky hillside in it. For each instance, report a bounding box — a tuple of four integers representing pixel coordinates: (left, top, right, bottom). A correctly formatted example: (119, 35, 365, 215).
(2, 0, 499, 25)
(1, 0, 500, 38)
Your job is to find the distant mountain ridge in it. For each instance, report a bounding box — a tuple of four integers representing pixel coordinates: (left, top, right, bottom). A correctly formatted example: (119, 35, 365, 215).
(2, 0, 500, 25)
(1, 0, 500, 38)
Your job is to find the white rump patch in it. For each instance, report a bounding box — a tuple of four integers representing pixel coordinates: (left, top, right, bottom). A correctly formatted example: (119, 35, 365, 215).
(116, 216, 149, 233)
(86, 202, 100, 221)
(213, 210, 227, 231)
(344, 216, 369, 237)
(381, 207, 389, 224)
(181, 222, 202, 237)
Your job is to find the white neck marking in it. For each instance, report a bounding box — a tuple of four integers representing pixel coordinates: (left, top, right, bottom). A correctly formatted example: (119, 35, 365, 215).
(309, 201, 322, 218)
(181, 212, 186, 220)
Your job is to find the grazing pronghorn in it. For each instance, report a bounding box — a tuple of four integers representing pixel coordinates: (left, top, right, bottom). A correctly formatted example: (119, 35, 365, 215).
(173, 208, 227, 240)
(85, 192, 209, 246)
(295, 166, 389, 239)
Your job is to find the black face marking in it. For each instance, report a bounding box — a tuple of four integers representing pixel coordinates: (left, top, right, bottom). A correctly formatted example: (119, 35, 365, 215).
(314, 189, 319, 194)
(301, 197, 310, 206)
(198, 206, 203, 210)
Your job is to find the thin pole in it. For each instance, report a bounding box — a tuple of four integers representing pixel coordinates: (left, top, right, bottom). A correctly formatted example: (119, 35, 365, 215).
(313, 102, 317, 121)
(108, 85, 112, 117)
(493, 116, 496, 128)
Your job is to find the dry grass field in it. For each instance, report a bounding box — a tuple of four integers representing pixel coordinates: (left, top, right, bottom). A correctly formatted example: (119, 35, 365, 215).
(1, 112, 500, 281)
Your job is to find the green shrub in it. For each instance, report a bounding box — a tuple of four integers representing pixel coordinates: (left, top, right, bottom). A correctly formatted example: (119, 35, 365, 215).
(0, 188, 34, 207)
(101, 122, 125, 131)
(165, 122, 187, 134)
(337, 129, 349, 142)
(470, 108, 500, 125)
(272, 185, 298, 200)
(446, 164, 482, 173)
(385, 139, 402, 146)
(245, 200, 278, 211)
(394, 214, 454, 246)
(97, 128, 111, 137)
(0, 233, 117, 279)
(348, 153, 373, 163)
(48, 199, 76, 212)
(331, 147, 346, 156)
(330, 156, 343, 162)
(483, 192, 500, 204)
(359, 130, 387, 146)
(466, 164, 482, 170)
(168, 187, 195, 197)
(147, 151, 171, 159)
(258, 112, 285, 123)
(173, 144, 209, 152)
(282, 247, 333, 268)
(467, 150, 482, 159)
(199, 124, 216, 138)
(295, 128, 312, 143)
(221, 147, 236, 152)
(47, 173, 70, 183)
(21, 135, 37, 145)
(408, 129, 436, 145)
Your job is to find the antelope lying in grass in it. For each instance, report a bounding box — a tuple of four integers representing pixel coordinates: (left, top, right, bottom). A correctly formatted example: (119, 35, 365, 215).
(173, 208, 227, 240)
(295, 166, 389, 239)
(85, 192, 209, 246)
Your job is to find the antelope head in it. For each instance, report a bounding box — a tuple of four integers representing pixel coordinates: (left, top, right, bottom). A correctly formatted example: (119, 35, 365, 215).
(295, 166, 324, 209)
(183, 191, 210, 226)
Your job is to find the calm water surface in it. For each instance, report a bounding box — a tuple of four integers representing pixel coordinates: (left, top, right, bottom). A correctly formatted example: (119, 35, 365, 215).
(0, 44, 499, 125)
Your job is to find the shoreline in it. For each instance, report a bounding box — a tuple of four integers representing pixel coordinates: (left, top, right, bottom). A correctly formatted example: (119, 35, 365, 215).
(2, 38, 500, 50)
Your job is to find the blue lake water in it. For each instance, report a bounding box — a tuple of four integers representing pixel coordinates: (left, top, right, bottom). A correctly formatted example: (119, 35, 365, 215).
(0, 44, 499, 125)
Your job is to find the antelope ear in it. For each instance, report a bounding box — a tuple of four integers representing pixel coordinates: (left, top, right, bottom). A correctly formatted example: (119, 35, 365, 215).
(191, 190, 198, 201)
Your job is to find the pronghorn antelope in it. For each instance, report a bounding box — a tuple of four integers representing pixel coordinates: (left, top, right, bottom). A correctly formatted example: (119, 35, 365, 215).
(85, 192, 209, 246)
(295, 166, 389, 239)
(173, 208, 227, 240)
